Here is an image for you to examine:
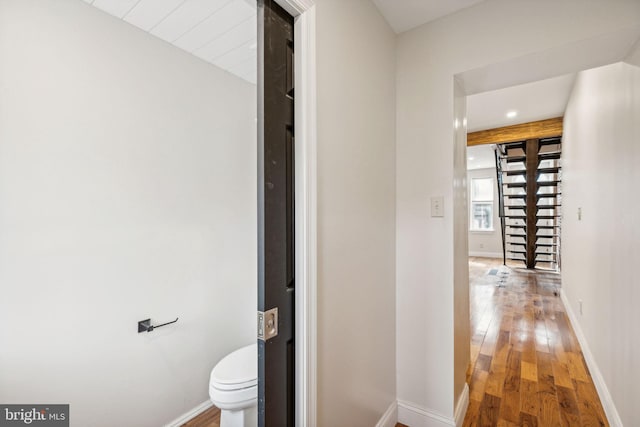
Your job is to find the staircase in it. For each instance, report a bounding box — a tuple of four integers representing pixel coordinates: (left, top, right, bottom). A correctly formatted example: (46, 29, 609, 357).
(494, 137, 562, 270)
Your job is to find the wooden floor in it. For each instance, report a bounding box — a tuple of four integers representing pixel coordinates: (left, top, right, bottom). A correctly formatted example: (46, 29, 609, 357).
(184, 258, 607, 427)
(183, 407, 407, 427)
(462, 257, 608, 427)
(181, 406, 220, 427)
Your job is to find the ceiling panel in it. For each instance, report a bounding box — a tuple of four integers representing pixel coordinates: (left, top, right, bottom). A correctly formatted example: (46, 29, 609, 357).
(233, 63, 256, 84)
(86, 0, 256, 84)
(124, 0, 187, 32)
(93, 0, 142, 19)
(194, 15, 256, 61)
(173, 1, 254, 52)
(227, 55, 255, 81)
(213, 41, 255, 70)
(150, 0, 231, 42)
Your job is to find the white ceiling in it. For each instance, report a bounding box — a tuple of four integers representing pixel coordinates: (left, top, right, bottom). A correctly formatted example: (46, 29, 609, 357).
(458, 26, 640, 96)
(84, 0, 488, 83)
(467, 145, 495, 170)
(372, 0, 485, 33)
(466, 73, 581, 170)
(80, 0, 499, 83)
(81, 0, 636, 123)
(83, 0, 257, 84)
(466, 74, 576, 132)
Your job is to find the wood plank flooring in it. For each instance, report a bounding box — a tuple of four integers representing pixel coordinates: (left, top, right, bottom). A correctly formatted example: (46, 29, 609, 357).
(181, 406, 220, 427)
(462, 257, 608, 427)
(183, 406, 409, 427)
(183, 258, 606, 427)
(183, 407, 407, 427)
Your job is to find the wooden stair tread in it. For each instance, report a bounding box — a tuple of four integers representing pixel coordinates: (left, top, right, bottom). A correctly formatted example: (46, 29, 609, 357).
(505, 156, 526, 163)
(538, 137, 562, 146)
(538, 152, 561, 160)
(537, 166, 561, 174)
(503, 141, 527, 149)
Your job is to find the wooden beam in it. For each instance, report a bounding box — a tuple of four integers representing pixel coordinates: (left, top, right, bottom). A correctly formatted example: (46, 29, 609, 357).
(467, 117, 563, 146)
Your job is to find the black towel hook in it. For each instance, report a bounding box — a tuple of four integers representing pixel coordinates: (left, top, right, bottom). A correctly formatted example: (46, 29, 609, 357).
(138, 317, 179, 333)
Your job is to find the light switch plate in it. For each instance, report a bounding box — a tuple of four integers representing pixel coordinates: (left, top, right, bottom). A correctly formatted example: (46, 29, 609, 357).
(431, 196, 444, 217)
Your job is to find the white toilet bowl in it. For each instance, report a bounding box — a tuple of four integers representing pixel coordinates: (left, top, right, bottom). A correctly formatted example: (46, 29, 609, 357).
(209, 343, 257, 427)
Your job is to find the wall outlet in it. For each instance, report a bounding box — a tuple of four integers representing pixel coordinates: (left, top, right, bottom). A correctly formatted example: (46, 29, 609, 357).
(479, 243, 484, 249)
(579, 299, 583, 315)
(578, 207, 582, 221)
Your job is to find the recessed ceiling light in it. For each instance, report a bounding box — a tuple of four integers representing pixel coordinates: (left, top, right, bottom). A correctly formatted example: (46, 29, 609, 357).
(506, 110, 518, 119)
(468, 157, 475, 161)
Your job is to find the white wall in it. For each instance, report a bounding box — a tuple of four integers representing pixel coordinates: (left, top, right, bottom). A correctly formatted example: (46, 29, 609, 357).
(0, 1, 256, 426)
(395, 0, 640, 421)
(315, 0, 397, 425)
(562, 61, 640, 426)
(467, 168, 502, 258)
(452, 79, 470, 416)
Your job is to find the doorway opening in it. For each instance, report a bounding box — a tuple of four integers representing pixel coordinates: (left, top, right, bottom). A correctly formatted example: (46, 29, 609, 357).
(457, 40, 640, 422)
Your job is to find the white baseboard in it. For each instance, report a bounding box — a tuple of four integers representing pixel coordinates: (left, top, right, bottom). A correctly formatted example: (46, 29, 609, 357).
(454, 384, 469, 427)
(560, 290, 622, 427)
(468, 251, 502, 259)
(397, 401, 454, 427)
(164, 400, 214, 427)
(397, 384, 469, 427)
(376, 400, 398, 427)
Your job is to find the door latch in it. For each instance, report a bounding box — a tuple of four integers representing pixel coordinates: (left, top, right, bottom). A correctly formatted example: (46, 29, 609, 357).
(258, 307, 278, 341)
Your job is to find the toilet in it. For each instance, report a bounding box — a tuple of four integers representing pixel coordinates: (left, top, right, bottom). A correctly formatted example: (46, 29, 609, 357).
(209, 343, 257, 427)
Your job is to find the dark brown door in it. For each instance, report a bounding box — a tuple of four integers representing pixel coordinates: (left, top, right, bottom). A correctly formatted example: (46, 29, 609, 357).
(257, 0, 294, 425)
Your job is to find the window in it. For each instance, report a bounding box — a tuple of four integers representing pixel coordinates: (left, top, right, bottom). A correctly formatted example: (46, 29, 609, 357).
(470, 177, 494, 231)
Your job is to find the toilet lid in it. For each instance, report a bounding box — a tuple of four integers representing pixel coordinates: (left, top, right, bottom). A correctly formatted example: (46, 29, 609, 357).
(211, 343, 257, 390)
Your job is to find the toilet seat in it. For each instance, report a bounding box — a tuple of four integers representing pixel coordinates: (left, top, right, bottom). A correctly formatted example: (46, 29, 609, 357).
(212, 377, 256, 391)
(209, 343, 257, 411)
(209, 383, 256, 410)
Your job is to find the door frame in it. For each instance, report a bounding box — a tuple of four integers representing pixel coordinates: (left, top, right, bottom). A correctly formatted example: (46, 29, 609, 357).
(272, 0, 317, 425)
